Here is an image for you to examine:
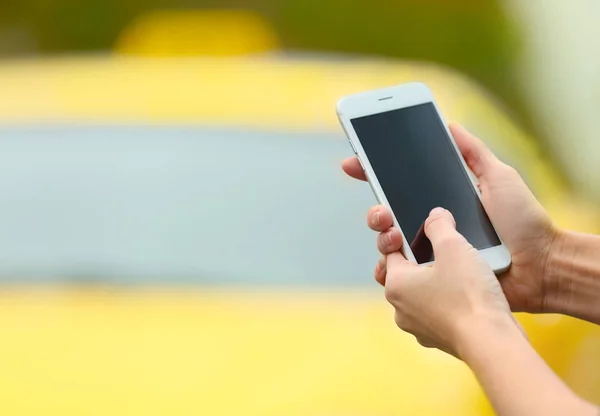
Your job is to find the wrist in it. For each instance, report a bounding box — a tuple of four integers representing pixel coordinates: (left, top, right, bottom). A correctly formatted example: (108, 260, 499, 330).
(543, 229, 600, 323)
(453, 312, 524, 362)
(541, 227, 569, 314)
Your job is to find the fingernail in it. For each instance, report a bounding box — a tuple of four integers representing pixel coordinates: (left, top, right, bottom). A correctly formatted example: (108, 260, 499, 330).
(372, 211, 381, 227)
(430, 207, 446, 217)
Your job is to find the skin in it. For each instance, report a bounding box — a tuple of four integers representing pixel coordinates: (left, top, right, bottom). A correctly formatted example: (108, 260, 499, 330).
(343, 123, 560, 314)
(341, 123, 600, 415)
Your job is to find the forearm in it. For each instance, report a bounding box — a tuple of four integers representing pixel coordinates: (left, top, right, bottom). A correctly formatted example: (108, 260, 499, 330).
(545, 230, 600, 324)
(457, 314, 596, 416)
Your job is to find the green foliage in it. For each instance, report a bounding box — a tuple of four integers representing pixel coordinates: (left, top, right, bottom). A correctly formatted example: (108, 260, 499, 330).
(277, 0, 514, 65)
(271, 0, 521, 120)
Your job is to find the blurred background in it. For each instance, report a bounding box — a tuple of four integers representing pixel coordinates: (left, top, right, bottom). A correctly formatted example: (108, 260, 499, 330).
(0, 0, 599, 415)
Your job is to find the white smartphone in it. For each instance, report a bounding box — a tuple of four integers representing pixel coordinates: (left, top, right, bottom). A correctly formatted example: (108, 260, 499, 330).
(337, 82, 511, 273)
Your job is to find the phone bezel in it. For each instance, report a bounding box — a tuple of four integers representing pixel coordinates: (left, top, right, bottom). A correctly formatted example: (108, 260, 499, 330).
(336, 82, 511, 273)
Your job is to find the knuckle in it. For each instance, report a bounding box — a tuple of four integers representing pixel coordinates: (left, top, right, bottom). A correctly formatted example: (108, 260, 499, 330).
(425, 212, 445, 229)
(384, 267, 410, 303)
(394, 311, 412, 333)
(435, 234, 462, 250)
(416, 337, 435, 349)
(499, 162, 519, 178)
(384, 284, 396, 303)
(384, 279, 402, 303)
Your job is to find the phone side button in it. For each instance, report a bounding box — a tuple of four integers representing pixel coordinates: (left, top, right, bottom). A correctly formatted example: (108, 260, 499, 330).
(364, 173, 383, 204)
(348, 139, 358, 154)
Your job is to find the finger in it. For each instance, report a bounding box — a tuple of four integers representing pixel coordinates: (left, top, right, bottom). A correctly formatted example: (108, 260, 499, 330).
(374, 256, 386, 286)
(367, 205, 394, 232)
(341, 157, 367, 181)
(385, 253, 417, 305)
(377, 228, 403, 254)
(449, 122, 498, 179)
(424, 208, 464, 257)
(386, 251, 411, 270)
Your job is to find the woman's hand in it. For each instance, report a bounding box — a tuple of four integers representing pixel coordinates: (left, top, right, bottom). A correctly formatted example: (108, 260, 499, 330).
(342, 123, 561, 314)
(384, 207, 515, 357)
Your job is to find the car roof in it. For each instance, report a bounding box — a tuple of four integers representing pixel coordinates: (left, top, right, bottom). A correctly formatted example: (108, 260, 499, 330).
(0, 55, 571, 189)
(0, 53, 596, 231)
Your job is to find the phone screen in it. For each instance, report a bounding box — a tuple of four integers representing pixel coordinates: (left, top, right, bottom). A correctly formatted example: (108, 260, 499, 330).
(351, 102, 500, 264)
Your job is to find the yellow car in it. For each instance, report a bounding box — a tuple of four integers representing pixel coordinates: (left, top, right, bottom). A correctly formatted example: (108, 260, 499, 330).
(0, 10, 598, 416)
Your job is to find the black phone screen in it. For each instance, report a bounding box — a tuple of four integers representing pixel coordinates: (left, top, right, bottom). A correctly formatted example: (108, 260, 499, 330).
(351, 103, 500, 264)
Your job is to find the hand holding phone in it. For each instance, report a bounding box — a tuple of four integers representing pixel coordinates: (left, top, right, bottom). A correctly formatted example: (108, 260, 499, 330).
(337, 82, 511, 273)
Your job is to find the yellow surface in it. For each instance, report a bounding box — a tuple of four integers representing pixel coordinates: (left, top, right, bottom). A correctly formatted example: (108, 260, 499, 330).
(0, 55, 596, 229)
(0, 290, 597, 415)
(0, 54, 599, 414)
(0, 289, 482, 416)
(114, 10, 281, 57)
(0, 55, 578, 199)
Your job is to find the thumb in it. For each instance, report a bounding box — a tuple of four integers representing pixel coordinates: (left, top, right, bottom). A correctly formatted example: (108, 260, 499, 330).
(386, 251, 412, 270)
(424, 208, 464, 258)
(449, 122, 498, 179)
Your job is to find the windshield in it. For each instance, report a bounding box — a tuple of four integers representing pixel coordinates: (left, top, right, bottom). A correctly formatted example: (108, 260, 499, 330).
(0, 125, 378, 286)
